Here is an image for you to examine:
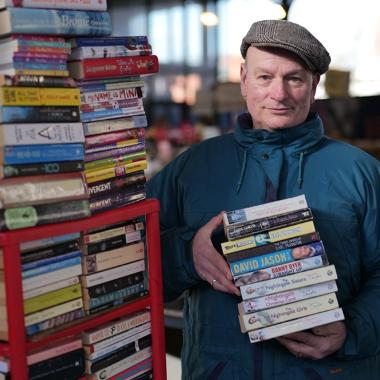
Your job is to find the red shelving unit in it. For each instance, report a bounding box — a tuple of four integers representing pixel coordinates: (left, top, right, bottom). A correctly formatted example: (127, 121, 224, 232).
(0, 198, 166, 380)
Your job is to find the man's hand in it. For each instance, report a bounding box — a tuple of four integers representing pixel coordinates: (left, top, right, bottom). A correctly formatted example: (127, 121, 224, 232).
(276, 321, 347, 360)
(192, 212, 240, 296)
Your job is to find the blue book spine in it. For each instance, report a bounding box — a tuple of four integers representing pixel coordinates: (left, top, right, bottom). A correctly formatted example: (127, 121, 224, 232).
(229, 241, 325, 276)
(78, 81, 142, 93)
(18, 40, 71, 49)
(22, 250, 82, 271)
(89, 282, 146, 308)
(13, 62, 67, 71)
(80, 109, 143, 123)
(22, 256, 82, 279)
(70, 36, 148, 47)
(2, 143, 84, 164)
(8, 8, 112, 36)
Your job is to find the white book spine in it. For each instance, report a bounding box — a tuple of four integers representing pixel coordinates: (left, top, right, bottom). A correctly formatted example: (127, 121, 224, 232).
(223, 195, 307, 227)
(239, 293, 339, 332)
(248, 308, 345, 343)
(240, 265, 337, 300)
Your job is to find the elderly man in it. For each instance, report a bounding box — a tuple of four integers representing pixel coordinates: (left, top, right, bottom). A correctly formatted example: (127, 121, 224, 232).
(147, 19, 380, 379)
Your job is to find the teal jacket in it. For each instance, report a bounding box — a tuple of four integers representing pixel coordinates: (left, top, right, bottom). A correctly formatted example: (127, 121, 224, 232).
(147, 113, 380, 380)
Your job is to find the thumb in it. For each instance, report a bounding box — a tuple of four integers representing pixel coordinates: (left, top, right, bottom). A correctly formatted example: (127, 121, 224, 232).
(204, 211, 224, 235)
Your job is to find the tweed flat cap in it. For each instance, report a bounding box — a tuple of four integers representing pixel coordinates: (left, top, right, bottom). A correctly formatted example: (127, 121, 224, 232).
(241, 19, 331, 74)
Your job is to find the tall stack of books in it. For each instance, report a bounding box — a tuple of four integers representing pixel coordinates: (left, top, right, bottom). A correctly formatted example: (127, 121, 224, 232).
(221, 195, 345, 343)
(67, 35, 159, 214)
(81, 309, 153, 380)
(0, 1, 115, 230)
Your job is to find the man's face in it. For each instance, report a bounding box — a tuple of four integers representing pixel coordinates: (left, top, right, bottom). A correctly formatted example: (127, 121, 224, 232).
(240, 46, 320, 131)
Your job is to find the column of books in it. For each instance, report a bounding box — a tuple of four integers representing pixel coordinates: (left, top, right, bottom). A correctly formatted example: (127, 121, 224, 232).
(221, 195, 345, 343)
(65, 6, 159, 380)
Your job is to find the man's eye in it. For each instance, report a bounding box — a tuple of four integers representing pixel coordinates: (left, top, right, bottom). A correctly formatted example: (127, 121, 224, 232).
(258, 75, 271, 80)
(289, 76, 302, 82)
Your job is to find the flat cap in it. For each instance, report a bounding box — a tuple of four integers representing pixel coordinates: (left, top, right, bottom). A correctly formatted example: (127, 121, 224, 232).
(241, 19, 331, 74)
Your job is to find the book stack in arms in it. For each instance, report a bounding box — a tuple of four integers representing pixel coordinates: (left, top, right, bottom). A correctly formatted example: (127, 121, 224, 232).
(221, 195, 344, 343)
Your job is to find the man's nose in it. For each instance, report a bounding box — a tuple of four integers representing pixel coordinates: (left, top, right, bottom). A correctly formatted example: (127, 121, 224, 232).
(270, 79, 288, 101)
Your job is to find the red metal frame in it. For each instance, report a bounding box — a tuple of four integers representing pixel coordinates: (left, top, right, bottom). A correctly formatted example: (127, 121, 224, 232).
(0, 198, 166, 380)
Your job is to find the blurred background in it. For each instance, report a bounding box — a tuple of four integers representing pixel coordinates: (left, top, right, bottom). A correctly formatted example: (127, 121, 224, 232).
(107, 0, 380, 375)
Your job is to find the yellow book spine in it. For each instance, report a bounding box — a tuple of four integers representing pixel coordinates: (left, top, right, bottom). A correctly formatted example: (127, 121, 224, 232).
(13, 69, 69, 77)
(85, 160, 147, 184)
(24, 283, 82, 315)
(0, 87, 80, 106)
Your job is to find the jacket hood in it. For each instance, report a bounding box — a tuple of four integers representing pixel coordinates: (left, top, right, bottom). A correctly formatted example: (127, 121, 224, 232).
(234, 112, 326, 191)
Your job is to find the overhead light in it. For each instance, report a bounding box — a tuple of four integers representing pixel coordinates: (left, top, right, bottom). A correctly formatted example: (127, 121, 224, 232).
(200, 11, 219, 27)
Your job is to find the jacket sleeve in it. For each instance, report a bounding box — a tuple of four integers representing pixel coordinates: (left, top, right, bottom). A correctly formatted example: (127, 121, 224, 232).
(337, 161, 380, 360)
(146, 151, 202, 302)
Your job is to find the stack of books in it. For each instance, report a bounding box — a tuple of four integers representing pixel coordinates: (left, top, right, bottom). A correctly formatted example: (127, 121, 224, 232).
(221, 195, 345, 343)
(81, 309, 152, 379)
(67, 34, 159, 214)
(80, 218, 148, 316)
(0, 1, 116, 230)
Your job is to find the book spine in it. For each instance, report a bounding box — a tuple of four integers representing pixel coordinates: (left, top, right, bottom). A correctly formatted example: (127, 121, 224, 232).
(84, 142, 145, 162)
(0, 87, 80, 106)
(88, 346, 152, 380)
(80, 98, 144, 113)
(22, 249, 81, 270)
(83, 115, 147, 136)
(22, 256, 82, 279)
(12, 61, 67, 71)
(240, 264, 337, 300)
(89, 190, 146, 214)
(86, 335, 151, 374)
(70, 45, 151, 60)
(23, 276, 79, 300)
(20, 232, 80, 252)
(221, 221, 316, 255)
(226, 208, 313, 241)
(78, 78, 144, 92)
(84, 159, 147, 184)
(13, 52, 68, 61)
(229, 241, 325, 277)
(0, 174, 88, 208)
(26, 308, 84, 336)
(84, 271, 144, 299)
(225, 232, 320, 262)
(81, 259, 145, 288)
(23, 263, 82, 291)
(238, 280, 337, 314)
(83, 241, 144, 275)
(69, 55, 159, 80)
(84, 128, 145, 149)
(107, 358, 152, 380)
(223, 195, 308, 227)
(248, 308, 345, 343)
(24, 283, 82, 315)
(0, 122, 85, 146)
(7, 8, 112, 36)
(10, 0, 108, 10)
(86, 326, 151, 362)
(80, 107, 144, 123)
(25, 297, 83, 327)
(234, 254, 329, 287)
(0, 75, 76, 88)
(1, 143, 84, 164)
(27, 337, 83, 365)
(239, 293, 339, 333)
(1, 160, 84, 178)
(28, 348, 85, 380)
(82, 309, 150, 344)
(85, 137, 143, 154)
(80, 87, 143, 105)
(87, 172, 146, 197)
(69, 36, 149, 48)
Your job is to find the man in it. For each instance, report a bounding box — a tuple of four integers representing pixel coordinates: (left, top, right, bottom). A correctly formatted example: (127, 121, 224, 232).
(147, 19, 380, 379)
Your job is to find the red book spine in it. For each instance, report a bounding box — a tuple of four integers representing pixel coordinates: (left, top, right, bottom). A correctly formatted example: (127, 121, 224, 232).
(73, 55, 159, 79)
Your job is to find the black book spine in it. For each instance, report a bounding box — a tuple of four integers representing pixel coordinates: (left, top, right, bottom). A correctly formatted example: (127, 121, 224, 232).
(86, 234, 127, 255)
(2, 160, 84, 178)
(21, 239, 80, 264)
(88, 335, 152, 373)
(87, 271, 145, 298)
(28, 348, 85, 380)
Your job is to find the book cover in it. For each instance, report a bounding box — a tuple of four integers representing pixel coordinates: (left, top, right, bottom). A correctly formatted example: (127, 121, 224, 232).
(0, 8, 112, 36)
(69, 44, 152, 60)
(2, 0, 107, 10)
(80, 86, 144, 105)
(69, 35, 149, 48)
(68, 55, 159, 80)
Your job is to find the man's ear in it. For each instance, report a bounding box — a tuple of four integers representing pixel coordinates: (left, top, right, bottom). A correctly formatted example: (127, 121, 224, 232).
(310, 73, 320, 104)
(240, 62, 248, 98)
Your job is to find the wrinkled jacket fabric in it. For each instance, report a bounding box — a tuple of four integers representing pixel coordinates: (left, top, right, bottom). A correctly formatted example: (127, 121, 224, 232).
(147, 112, 380, 380)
